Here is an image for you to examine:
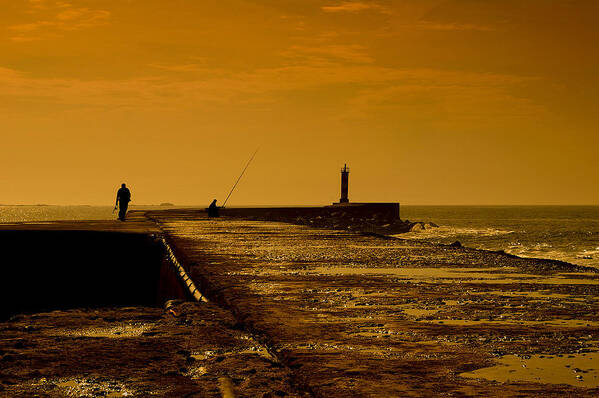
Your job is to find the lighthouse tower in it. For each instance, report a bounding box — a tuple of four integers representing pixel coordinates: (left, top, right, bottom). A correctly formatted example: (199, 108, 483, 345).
(339, 164, 349, 203)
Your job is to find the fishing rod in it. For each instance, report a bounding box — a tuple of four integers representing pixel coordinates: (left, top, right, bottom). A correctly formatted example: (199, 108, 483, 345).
(221, 148, 259, 208)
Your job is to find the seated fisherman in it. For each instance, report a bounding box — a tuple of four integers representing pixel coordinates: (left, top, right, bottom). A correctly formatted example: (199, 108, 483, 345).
(208, 199, 220, 217)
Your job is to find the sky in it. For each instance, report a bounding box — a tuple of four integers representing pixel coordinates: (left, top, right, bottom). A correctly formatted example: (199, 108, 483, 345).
(1, 0, 598, 205)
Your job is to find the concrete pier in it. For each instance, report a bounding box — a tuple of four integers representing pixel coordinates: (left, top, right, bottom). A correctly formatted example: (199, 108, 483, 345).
(1, 209, 599, 396)
(218, 203, 400, 222)
(148, 209, 599, 396)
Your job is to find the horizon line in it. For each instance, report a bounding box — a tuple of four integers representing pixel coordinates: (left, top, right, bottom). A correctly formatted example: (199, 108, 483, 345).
(1, 203, 599, 207)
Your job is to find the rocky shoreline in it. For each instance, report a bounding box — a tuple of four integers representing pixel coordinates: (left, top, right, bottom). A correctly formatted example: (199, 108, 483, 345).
(223, 209, 599, 274)
(230, 208, 440, 235)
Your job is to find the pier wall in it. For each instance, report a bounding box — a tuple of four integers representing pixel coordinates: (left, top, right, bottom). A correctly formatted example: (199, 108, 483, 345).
(0, 230, 187, 320)
(220, 203, 400, 223)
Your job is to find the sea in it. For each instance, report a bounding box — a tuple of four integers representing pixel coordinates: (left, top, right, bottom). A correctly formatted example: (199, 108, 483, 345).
(0, 205, 179, 224)
(400, 206, 599, 269)
(1, 205, 598, 269)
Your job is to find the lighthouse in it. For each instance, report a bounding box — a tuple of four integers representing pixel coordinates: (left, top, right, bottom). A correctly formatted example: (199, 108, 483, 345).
(339, 164, 349, 203)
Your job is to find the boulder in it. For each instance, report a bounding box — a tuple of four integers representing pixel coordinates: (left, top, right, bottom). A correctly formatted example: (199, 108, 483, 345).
(423, 222, 439, 229)
(410, 222, 425, 232)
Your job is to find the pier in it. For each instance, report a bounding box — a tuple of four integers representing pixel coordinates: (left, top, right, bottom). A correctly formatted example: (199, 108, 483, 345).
(1, 210, 598, 396)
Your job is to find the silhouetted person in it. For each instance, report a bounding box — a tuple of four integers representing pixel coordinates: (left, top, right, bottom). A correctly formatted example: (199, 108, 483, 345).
(208, 199, 219, 218)
(115, 183, 131, 221)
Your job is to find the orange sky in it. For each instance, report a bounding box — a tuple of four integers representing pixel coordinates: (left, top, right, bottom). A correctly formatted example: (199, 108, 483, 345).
(1, 0, 598, 205)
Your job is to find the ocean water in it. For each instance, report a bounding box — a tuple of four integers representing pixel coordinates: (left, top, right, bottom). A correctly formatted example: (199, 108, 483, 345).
(0, 206, 115, 223)
(0, 205, 182, 224)
(400, 206, 599, 269)
(1, 205, 598, 269)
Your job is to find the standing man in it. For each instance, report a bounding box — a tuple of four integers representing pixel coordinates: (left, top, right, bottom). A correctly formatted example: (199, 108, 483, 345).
(115, 183, 131, 221)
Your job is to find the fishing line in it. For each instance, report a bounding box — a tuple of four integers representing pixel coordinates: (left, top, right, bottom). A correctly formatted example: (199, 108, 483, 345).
(222, 148, 259, 208)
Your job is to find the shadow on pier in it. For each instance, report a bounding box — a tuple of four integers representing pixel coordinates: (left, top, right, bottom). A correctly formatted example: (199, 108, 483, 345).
(0, 230, 187, 321)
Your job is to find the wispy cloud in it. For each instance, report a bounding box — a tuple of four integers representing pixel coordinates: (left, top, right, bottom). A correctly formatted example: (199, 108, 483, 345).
(282, 44, 374, 64)
(26, 0, 71, 10)
(0, 58, 542, 130)
(346, 69, 544, 126)
(26, 0, 50, 10)
(148, 63, 213, 73)
(9, 1, 110, 41)
(321, 1, 386, 13)
(414, 21, 494, 32)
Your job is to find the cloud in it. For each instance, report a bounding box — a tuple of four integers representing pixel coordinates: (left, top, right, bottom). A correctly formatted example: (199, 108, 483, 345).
(0, 58, 542, 131)
(27, 0, 50, 10)
(0, 67, 23, 79)
(9, 1, 110, 41)
(149, 63, 213, 73)
(56, 8, 110, 27)
(414, 21, 493, 32)
(345, 69, 544, 127)
(321, 1, 386, 13)
(282, 44, 374, 64)
(9, 21, 56, 33)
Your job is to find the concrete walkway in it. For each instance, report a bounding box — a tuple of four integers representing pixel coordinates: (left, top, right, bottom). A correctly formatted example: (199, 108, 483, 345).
(150, 209, 599, 397)
(0, 211, 160, 234)
(2, 210, 599, 397)
(0, 213, 305, 397)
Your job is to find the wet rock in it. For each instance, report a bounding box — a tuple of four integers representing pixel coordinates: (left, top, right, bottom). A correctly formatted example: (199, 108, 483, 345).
(164, 299, 184, 310)
(410, 223, 425, 232)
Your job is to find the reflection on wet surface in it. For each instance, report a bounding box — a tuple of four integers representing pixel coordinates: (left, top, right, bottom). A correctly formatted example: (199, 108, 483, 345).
(423, 319, 599, 327)
(153, 213, 599, 396)
(54, 378, 134, 397)
(243, 266, 599, 285)
(49, 324, 154, 338)
(461, 352, 599, 388)
(471, 290, 593, 301)
(1, 301, 302, 397)
(402, 308, 441, 317)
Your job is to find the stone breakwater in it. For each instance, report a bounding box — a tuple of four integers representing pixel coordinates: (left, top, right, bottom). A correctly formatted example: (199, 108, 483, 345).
(258, 212, 439, 235)
(219, 204, 438, 235)
(149, 210, 599, 397)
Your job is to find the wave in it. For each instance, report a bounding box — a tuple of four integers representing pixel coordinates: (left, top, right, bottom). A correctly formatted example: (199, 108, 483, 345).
(395, 227, 599, 269)
(393, 226, 515, 241)
(500, 245, 599, 269)
(575, 247, 599, 260)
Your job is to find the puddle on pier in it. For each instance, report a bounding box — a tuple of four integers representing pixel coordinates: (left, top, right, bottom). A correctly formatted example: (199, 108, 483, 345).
(190, 344, 274, 363)
(347, 245, 415, 249)
(284, 267, 599, 285)
(188, 365, 208, 379)
(402, 308, 441, 317)
(422, 319, 599, 328)
(247, 266, 514, 278)
(461, 352, 599, 388)
(50, 323, 155, 338)
(47, 378, 135, 397)
(470, 290, 592, 301)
